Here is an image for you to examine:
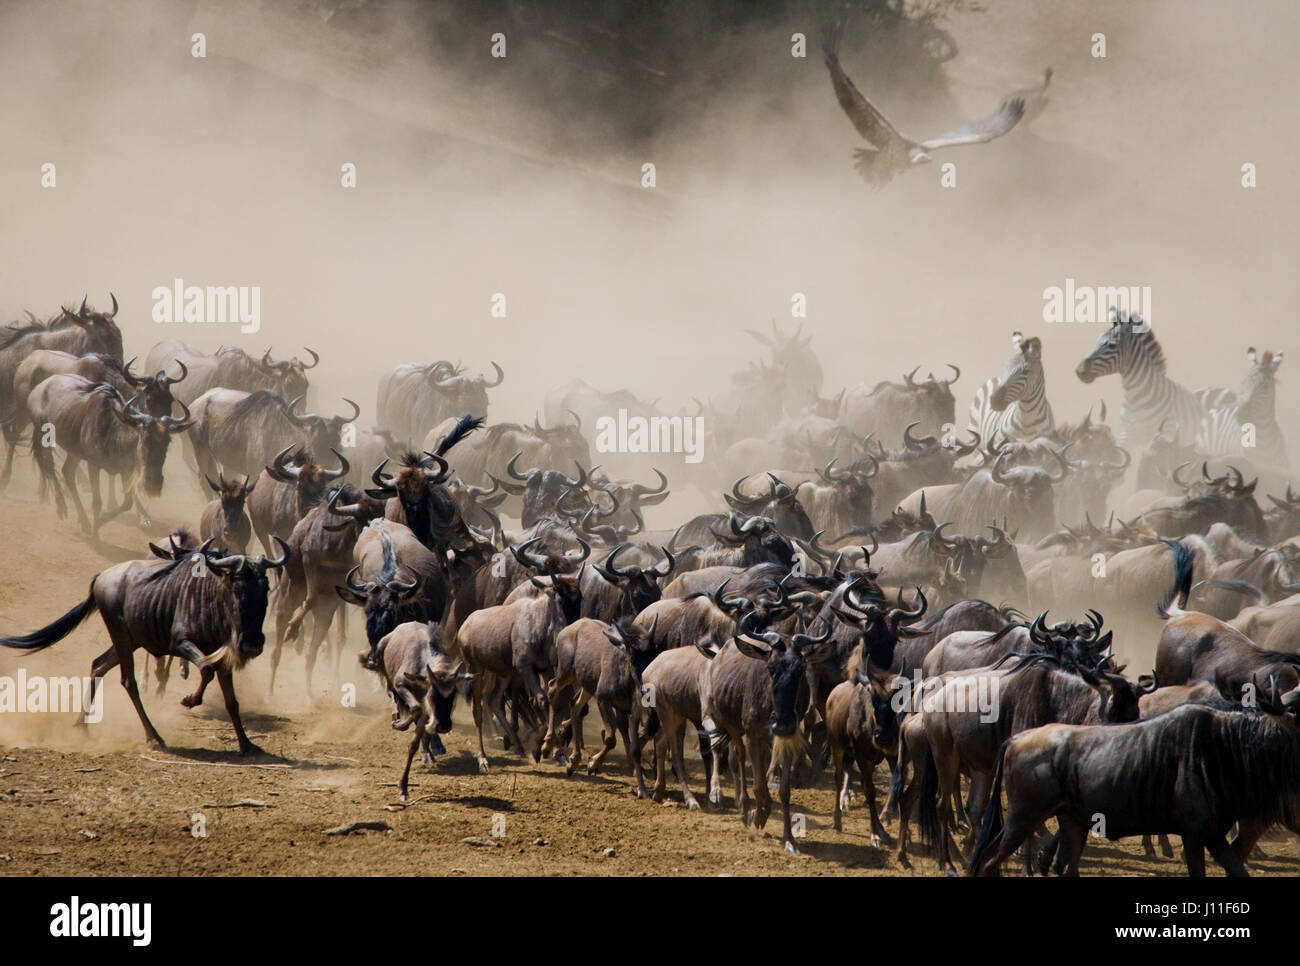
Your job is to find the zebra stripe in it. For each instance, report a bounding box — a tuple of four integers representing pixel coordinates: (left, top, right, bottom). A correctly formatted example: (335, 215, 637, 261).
(967, 332, 1054, 445)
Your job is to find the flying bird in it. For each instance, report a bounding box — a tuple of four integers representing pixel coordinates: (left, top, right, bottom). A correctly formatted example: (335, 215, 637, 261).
(822, 33, 1025, 188)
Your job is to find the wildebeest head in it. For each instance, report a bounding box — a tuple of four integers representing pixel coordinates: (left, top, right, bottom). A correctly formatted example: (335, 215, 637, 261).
(110, 390, 194, 496)
(710, 512, 797, 568)
(207, 473, 255, 531)
(205, 537, 289, 656)
(368, 452, 458, 545)
(604, 614, 662, 681)
(287, 396, 360, 455)
(594, 543, 674, 613)
(60, 294, 124, 360)
(927, 522, 1013, 589)
(266, 444, 350, 510)
(258, 347, 319, 401)
(120, 356, 187, 419)
(725, 473, 814, 540)
(732, 617, 834, 738)
(324, 484, 389, 532)
(901, 364, 961, 422)
(430, 361, 504, 418)
(336, 563, 422, 647)
(1138, 418, 1201, 492)
(831, 583, 929, 671)
(532, 562, 586, 623)
(991, 447, 1067, 533)
(511, 535, 592, 576)
(592, 467, 670, 534)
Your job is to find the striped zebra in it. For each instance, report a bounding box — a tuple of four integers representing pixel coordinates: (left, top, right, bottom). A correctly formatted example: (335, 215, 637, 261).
(1197, 348, 1288, 469)
(967, 330, 1054, 446)
(1075, 308, 1233, 448)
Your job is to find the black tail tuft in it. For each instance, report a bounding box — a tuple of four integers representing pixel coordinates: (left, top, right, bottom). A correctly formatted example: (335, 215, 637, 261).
(0, 583, 97, 651)
(434, 413, 485, 457)
(916, 742, 941, 847)
(968, 740, 1009, 876)
(1156, 539, 1194, 618)
(885, 726, 907, 816)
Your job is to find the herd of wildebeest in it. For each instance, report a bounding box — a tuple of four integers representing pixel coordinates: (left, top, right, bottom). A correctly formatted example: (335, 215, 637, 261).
(3, 296, 1300, 877)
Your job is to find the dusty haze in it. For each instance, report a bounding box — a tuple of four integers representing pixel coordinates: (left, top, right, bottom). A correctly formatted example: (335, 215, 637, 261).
(1, 0, 1294, 448)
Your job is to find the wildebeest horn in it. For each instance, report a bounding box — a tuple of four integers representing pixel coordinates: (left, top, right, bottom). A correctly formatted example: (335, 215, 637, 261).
(889, 586, 927, 626)
(1138, 671, 1159, 695)
(631, 467, 669, 499)
(161, 358, 188, 387)
(338, 398, 361, 423)
(1172, 460, 1195, 488)
(161, 398, 194, 432)
(903, 366, 920, 387)
(991, 450, 1014, 485)
(79, 295, 88, 316)
(1029, 612, 1052, 645)
(566, 409, 582, 430)
(596, 543, 631, 582)
(420, 452, 451, 483)
(302, 347, 320, 369)
(388, 569, 421, 597)
(1100, 446, 1131, 472)
(506, 451, 537, 482)
(268, 444, 301, 481)
(106, 293, 118, 317)
(652, 546, 675, 578)
(370, 458, 396, 491)
(345, 565, 376, 594)
(944, 363, 960, 385)
(323, 448, 350, 480)
(327, 487, 362, 519)
(981, 525, 1013, 558)
(903, 421, 928, 450)
(484, 361, 504, 387)
(929, 522, 959, 555)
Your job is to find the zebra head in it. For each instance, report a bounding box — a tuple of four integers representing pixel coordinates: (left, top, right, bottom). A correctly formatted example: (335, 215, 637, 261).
(1075, 308, 1156, 384)
(990, 331, 1043, 410)
(1238, 347, 1282, 421)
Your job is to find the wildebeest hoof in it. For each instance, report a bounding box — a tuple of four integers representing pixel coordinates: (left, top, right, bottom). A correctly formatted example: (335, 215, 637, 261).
(428, 734, 445, 756)
(180, 694, 201, 708)
(685, 799, 700, 812)
(869, 834, 881, 849)
(477, 758, 490, 774)
(239, 742, 263, 757)
(838, 790, 852, 812)
(784, 841, 797, 854)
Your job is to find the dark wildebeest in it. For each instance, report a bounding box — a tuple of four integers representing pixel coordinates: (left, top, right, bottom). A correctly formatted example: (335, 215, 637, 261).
(188, 387, 359, 483)
(378, 360, 503, 446)
(28, 375, 193, 534)
(671, 513, 798, 570)
(246, 445, 350, 557)
(439, 417, 590, 516)
(723, 474, 815, 542)
(0, 537, 288, 754)
(546, 616, 663, 795)
(336, 518, 450, 666)
(701, 619, 835, 852)
(363, 620, 464, 800)
(200, 474, 255, 553)
(862, 422, 981, 520)
(970, 697, 1300, 877)
(794, 456, 878, 538)
(825, 662, 905, 846)
(1154, 540, 1300, 700)
(1138, 474, 1269, 544)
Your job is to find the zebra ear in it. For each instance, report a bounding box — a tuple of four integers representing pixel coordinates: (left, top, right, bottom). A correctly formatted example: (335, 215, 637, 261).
(1011, 330, 1023, 349)
(1247, 347, 1258, 365)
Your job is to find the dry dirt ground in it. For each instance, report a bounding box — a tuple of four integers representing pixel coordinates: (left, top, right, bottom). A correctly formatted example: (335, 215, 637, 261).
(1, 464, 1297, 878)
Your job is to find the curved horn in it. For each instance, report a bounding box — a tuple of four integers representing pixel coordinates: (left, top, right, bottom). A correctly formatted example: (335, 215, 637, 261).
(338, 398, 361, 423)
(903, 366, 920, 387)
(506, 451, 536, 482)
(323, 448, 350, 481)
(370, 458, 396, 491)
(345, 565, 376, 594)
(301, 347, 320, 369)
(631, 467, 669, 498)
(484, 361, 504, 387)
(1172, 460, 1195, 489)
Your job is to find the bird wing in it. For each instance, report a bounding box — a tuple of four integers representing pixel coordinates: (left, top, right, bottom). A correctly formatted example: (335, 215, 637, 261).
(919, 97, 1025, 151)
(822, 38, 911, 150)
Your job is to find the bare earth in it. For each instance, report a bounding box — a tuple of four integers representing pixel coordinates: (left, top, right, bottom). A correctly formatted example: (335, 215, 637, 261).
(1, 473, 1296, 878)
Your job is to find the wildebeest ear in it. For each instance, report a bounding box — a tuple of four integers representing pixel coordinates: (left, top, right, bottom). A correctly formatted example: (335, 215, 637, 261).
(365, 488, 391, 500)
(694, 640, 718, 661)
(732, 635, 773, 661)
(147, 541, 173, 560)
(205, 475, 221, 494)
(334, 585, 367, 605)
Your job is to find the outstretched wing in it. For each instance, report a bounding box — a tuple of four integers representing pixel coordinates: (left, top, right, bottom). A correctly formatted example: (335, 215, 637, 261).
(822, 34, 909, 150)
(919, 97, 1025, 151)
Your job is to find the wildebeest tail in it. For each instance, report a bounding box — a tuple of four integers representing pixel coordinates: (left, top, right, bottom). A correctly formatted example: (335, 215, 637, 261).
(639, 707, 660, 743)
(0, 582, 97, 651)
(916, 740, 941, 847)
(1156, 538, 1194, 618)
(885, 726, 907, 816)
(968, 740, 1009, 876)
(434, 413, 485, 457)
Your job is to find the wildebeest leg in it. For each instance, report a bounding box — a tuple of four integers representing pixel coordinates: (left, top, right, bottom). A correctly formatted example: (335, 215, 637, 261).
(669, 720, 700, 810)
(398, 719, 425, 801)
(469, 673, 492, 773)
(1160, 834, 1175, 858)
(78, 645, 120, 731)
(331, 606, 347, 681)
(831, 738, 849, 833)
(111, 634, 165, 748)
(1181, 836, 1207, 877)
(541, 674, 571, 763)
(621, 710, 648, 798)
(933, 754, 963, 875)
(152, 655, 171, 697)
(214, 664, 259, 756)
(1231, 816, 1265, 867)
(749, 735, 773, 831)
(61, 453, 92, 533)
(776, 754, 795, 852)
(961, 773, 991, 854)
(1053, 816, 1088, 877)
(727, 731, 750, 821)
(302, 599, 337, 697)
(564, 687, 591, 777)
(1206, 834, 1250, 877)
(651, 727, 670, 802)
(489, 679, 526, 756)
(856, 749, 889, 847)
(180, 665, 216, 708)
(702, 728, 721, 803)
(588, 698, 619, 775)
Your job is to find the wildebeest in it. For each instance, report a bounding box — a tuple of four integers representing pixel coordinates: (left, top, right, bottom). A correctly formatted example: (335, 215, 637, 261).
(247, 444, 350, 557)
(378, 360, 503, 446)
(28, 374, 193, 534)
(188, 387, 359, 483)
(142, 341, 317, 408)
(839, 365, 960, 443)
(970, 698, 1300, 877)
(0, 536, 288, 754)
(363, 620, 463, 800)
(547, 616, 663, 796)
(200, 474, 255, 553)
